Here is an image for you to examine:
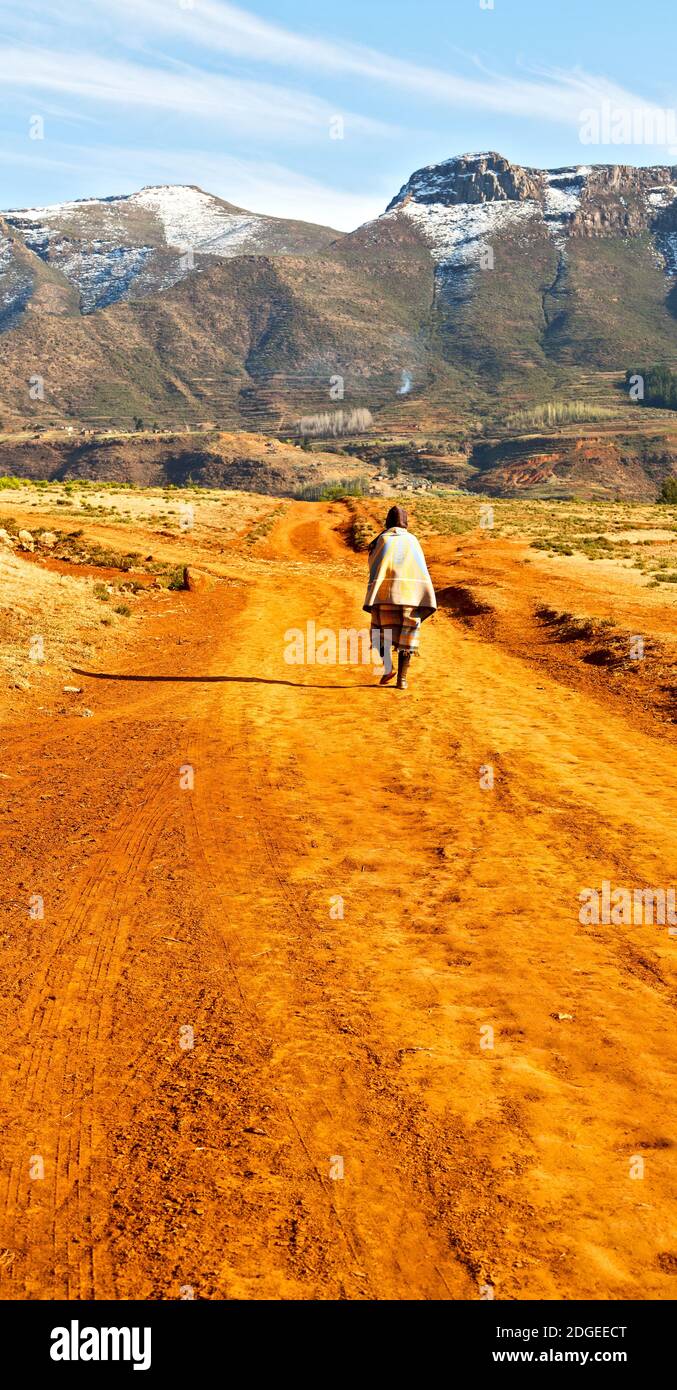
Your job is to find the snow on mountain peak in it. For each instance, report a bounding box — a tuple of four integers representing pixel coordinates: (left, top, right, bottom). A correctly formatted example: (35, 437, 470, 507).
(383, 155, 677, 276)
(130, 185, 262, 254)
(0, 184, 299, 314)
(384, 156, 586, 272)
(542, 168, 589, 245)
(392, 197, 541, 275)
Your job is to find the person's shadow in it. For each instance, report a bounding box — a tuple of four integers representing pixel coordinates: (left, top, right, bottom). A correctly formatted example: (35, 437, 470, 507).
(70, 667, 382, 690)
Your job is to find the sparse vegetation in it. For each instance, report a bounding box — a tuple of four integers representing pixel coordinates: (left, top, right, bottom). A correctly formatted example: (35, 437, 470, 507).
(244, 505, 288, 546)
(349, 518, 372, 551)
(166, 567, 188, 590)
(506, 401, 617, 429)
(296, 408, 373, 439)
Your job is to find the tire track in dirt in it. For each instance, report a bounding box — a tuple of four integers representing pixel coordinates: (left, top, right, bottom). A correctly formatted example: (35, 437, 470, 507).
(215, 504, 677, 1298)
(0, 761, 177, 1296)
(170, 522, 554, 1294)
(177, 603, 473, 1298)
(1, 500, 675, 1300)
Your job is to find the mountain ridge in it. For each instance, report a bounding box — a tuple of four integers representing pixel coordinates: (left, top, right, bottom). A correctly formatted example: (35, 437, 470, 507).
(1, 152, 676, 500)
(1, 182, 342, 315)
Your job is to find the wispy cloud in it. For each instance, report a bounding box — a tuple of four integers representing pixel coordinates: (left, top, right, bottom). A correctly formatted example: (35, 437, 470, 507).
(75, 0, 674, 130)
(0, 46, 391, 140)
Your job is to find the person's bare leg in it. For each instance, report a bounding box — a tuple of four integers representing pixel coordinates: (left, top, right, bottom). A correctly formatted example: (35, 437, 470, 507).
(378, 630, 395, 683)
(396, 651, 412, 689)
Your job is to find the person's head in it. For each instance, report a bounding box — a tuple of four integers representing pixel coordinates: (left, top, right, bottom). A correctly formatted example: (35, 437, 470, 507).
(385, 505, 408, 530)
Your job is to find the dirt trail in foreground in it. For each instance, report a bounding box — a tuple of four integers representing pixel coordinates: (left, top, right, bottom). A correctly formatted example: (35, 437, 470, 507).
(0, 502, 675, 1300)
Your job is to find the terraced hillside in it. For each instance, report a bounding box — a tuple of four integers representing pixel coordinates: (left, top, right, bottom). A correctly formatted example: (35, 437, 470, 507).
(1, 154, 676, 466)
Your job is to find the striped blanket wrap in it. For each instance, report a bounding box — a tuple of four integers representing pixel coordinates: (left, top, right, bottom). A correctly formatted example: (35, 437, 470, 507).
(363, 527, 437, 658)
(371, 603, 422, 655)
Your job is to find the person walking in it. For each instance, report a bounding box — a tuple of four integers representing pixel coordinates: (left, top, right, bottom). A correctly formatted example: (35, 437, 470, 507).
(363, 505, 436, 690)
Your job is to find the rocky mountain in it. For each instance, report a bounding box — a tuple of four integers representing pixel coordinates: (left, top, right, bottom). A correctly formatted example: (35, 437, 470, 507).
(0, 229, 34, 332)
(386, 150, 677, 236)
(369, 152, 677, 380)
(1, 154, 677, 474)
(1, 184, 340, 315)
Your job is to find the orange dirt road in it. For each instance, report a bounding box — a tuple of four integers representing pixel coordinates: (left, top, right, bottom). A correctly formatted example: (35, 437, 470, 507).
(1, 501, 676, 1300)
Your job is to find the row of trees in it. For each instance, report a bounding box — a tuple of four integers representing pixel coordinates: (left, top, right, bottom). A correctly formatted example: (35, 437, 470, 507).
(626, 364, 677, 411)
(507, 401, 615, 428)
(294, 476, 370, 501)
(296, 408, 373, 438)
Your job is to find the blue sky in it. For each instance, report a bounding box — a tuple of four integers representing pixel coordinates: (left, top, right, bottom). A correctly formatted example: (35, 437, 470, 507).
(1, 0, 676, 228)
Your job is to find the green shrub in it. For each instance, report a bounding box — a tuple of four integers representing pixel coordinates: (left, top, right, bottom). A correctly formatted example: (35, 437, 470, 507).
(659, 476, 677, 504)
(294, 476, 368, 501)
(627, 364, 677, 411)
